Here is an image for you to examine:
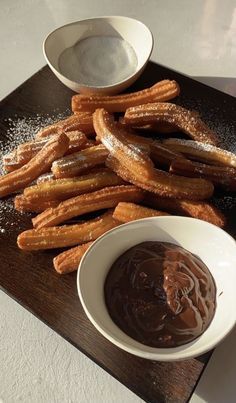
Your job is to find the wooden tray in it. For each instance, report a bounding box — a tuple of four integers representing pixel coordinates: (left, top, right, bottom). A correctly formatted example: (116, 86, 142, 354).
(0, 63, 235, 403)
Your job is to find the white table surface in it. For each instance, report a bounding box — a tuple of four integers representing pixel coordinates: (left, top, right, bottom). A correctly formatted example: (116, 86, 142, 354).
(0, 1, 235, 402)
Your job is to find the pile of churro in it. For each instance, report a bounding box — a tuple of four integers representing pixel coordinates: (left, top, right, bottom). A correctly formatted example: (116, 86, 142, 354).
(1, 79, 235, 274)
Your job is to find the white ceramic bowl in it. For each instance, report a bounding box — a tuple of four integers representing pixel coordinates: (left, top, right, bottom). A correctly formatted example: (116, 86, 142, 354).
(77, 216, 236, 361)
(43, 16, 153, 95)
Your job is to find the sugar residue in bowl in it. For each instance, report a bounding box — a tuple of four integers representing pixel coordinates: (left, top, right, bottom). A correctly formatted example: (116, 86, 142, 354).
(59, 36, 138, 86)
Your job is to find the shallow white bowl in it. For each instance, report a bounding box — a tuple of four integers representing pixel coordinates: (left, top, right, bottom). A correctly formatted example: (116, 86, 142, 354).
(43, 16, 153, 95)
(77, 216, 236, 361)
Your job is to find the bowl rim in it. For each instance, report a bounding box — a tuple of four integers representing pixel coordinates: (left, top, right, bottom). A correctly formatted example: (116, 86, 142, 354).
(43, 15, 154, 90)
(77, 216, 236, 361)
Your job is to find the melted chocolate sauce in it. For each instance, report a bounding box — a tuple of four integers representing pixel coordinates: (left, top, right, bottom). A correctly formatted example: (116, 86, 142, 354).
(104, 242, 216, 348)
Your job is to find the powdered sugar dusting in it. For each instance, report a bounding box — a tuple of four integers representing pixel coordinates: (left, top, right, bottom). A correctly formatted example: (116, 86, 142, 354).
(164, 138, 236, 166)
(178, 96, 236, 152)
(213, 195, 236, 212)
(0, 198, 27, 234)
(0, 111, 70, 233)
(37, 172, 55, 184)
(0, 112, 69, 173)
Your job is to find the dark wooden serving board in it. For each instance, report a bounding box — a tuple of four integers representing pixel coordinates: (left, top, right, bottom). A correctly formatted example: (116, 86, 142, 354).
(0, 63, 235, 403)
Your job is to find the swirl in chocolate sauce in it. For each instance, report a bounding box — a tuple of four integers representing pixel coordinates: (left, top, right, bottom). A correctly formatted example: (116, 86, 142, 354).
(104, 242, 216, 348)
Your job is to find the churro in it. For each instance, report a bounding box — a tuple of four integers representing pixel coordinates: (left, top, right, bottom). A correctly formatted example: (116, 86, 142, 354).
(32, 185, 144, 229)
(53, 242, 93, 274)
(150, 143, 184, 167)
(37, 172, 55, 184)
(163, 138, 236, 168)
(17, 210, 119, 250)
(3, 131, 88, 172)
(72, 80, 180, 113)
(36, 112, 94, 139)
(124, 103, 218, 145)
(117, 131, 183, 167)
(93, 109, 154, 179)
(170, 158, 236, 191)
(106, 155, 214, 200)
(0, 133, 69, 198)
(24, 169, 124, 201)
(52, 144, 109, 178)
(14, 195, 59, 213)
(113, 202, 169, 223)
(2, 151, 22, 172)
(119, 117, 177, 133)
(143, 193, 226, 227)
(73, 112, 94, 136)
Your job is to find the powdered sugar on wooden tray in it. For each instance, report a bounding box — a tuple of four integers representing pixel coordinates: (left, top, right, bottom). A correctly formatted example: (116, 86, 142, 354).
(0, 112, 69, 173)
(213, 195, 236, 212)
(0, 111, 70, 234)
(178, 96, 236, 153)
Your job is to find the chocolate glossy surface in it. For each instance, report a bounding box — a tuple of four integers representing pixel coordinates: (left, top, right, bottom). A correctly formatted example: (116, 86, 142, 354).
(105, 242, 216, 348)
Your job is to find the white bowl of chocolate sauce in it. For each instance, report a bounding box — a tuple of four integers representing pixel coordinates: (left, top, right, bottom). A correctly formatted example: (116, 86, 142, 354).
(43, 16, 153, 95)
(77, 216, 236, 361)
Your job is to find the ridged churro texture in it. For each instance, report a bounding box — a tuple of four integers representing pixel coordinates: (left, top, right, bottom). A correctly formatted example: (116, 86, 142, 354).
(170, 158, 236, 191)
(18, 210, 119, 250)
(72, 80, 180, 113)
(32, 185, 144, 229)
(53, 242, 93, 274)
(52, 144, 109, 178)
(0, 133, 69, 198)
(3, 131, 88, 172)
(119, 131, 183, 167)
(143, 193, 226, 228)
(93, 108, 155, 180)
(113, 202, 170, 223)
(14, 195, 60, 213)
(23, 169, 124, 201)
(106, 155, 214, 200)
(124, 103, 218, 145)
(163, 138, 236, 167)
(35, 113, 94, 138)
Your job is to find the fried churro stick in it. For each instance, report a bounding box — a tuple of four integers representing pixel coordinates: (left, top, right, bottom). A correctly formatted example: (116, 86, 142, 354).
(72, 80, 180, 113)
(93, 109, 154, 179)
(124, 103, 218, 145)
(113, 202, 170, 223)
(170, 158, 236, 191)
(53, 242, 93, 274)
(150, 143, 184, 167)
(0, 134, 69, 198)
(17, 210, 119, 250)
(163, 138, 236, 168)
(37, 172, 55, 184)
(73, 112, 94, 136)
(106, 155, 214, 200)
(143, 193, 226, 228)
(14, 195, 60, 213)
(3, 131, 88, 172)
(2, 151, 22, 172)
(120, 131, 183, 167)
(119, 117, 177, 133)
(52, 144, 109, 178)
(24, 169, 124, 201)
(35, 113, 94, 139)
(32, 185, 144, 229)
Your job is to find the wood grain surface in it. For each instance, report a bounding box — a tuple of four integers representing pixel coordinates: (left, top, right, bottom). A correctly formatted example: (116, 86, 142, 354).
(0, 63, 235, 403)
